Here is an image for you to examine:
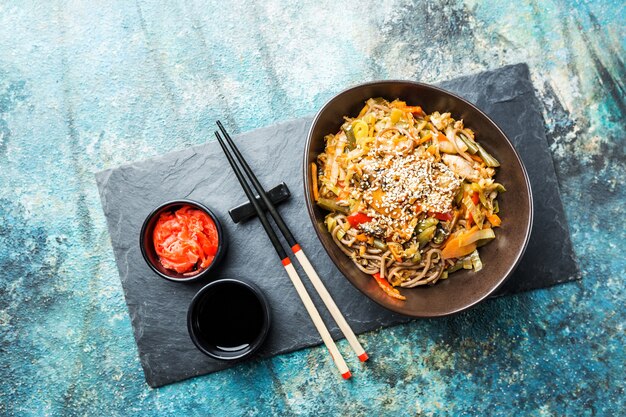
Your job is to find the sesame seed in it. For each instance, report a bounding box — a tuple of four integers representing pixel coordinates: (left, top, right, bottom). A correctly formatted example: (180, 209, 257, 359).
(357, 152, 461, 243)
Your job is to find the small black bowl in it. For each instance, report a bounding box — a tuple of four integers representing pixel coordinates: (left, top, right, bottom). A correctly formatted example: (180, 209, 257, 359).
(140, 199, 227, 283)
(187, 279, 271, 361)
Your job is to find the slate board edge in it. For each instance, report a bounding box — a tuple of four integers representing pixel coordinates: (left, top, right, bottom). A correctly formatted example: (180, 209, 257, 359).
(95, 171, 160, 385)
(507, 65, 582, 285)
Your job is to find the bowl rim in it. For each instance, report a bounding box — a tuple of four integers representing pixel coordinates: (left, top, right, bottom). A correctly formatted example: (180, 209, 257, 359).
(186, 278, 272, 361)
(302, 79, 534, 317)
(139, 199, 228, 283)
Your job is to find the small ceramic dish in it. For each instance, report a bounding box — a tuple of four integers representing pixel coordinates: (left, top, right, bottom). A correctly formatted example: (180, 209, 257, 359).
(187, 279, 271, 361)
(140, 199, 227, 283)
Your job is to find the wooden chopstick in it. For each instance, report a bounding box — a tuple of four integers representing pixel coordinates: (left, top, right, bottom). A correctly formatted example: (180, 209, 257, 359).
(216, 121, 369, 363)
(214, 130, 352, 380)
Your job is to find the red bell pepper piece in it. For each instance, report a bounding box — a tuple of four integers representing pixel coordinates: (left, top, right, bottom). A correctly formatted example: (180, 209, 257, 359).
(346, 212, 372, 227)
(429, 211, 453, 221)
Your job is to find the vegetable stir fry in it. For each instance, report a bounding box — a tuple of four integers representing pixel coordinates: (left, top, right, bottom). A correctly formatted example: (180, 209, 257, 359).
(312, 98, 505, 300)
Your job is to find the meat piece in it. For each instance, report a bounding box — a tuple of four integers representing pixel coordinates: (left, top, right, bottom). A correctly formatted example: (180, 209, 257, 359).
(441, 154, 481, 181)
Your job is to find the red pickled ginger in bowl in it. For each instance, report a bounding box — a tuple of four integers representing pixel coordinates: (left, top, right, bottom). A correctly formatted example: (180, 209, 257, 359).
(152, 205, 219, 275)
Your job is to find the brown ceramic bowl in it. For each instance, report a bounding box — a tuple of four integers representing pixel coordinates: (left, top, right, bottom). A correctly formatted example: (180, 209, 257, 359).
(303, 80, 533, 317)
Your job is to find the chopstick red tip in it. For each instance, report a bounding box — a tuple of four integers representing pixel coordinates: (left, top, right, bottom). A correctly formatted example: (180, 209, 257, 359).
(281, 257, 291, 266)
(341, 371, 352, 380)
(291, 244, 302, 253)
(358, 353, 369, 362)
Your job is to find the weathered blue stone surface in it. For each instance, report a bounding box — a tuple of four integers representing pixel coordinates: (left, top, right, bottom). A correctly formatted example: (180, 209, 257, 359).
(0, 1, 624, 416)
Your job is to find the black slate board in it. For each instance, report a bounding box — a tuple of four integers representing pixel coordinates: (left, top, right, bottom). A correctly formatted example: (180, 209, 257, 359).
(95, 63, 579, 388)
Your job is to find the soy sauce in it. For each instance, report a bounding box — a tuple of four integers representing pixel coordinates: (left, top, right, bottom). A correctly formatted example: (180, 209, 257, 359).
(196, 282, 265, 353)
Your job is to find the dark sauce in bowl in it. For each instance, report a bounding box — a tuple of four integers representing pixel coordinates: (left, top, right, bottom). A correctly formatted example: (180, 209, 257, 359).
(187, 279, 271, 361)
(198, 284, 264, 351)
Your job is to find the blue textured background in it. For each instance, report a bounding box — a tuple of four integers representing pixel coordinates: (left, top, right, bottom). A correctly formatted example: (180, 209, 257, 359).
(1, 1, 624, 416)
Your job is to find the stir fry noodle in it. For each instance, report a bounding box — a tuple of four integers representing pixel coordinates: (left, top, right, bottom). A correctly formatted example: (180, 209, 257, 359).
(312, 98, 505, 300)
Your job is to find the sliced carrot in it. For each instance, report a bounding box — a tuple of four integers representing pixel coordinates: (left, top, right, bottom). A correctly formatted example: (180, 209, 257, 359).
(355, 233, 368, 242)
(416, 132, 433, 145)
(487, 213, 502, 227)
(437, 132, 448, 142)
(357, 104, 369, 118)
(373, 273, 406, 300)
(469, 153, 484, 163)
(403, 105, 424, 116)
(441, 225, 495, 259)
(311, 163, 319, 202)
(441, 236, 477, 259)
(457, 227, 494, 246)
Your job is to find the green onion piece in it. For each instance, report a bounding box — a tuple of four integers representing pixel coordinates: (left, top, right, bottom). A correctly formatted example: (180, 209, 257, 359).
(440, 271, 449, 280)
(462, 257, 473, 269)
(476, 238, 494, 248)
(411, 251, 422, 263)
(373, 239, 388, 251)
(326, 216, 337, 233)
(458, 133, 479, 154)
(317, 198, 349, 214)
(458, 227, 495, 247)
(417, 225, 437, 247)
(432, 227, 447, 244)
(342, 124, 357, 150)
(416, 217, 439, 233)
(455, 188, 464, 205)
(493, 200, 500, 214)
(469, 250, 483, 272)
(479, 190, 490, 208)
(326, 182, 340, 196)
(463, 194, 484, 229)
(475, 142, 500, 167)
(491, 183, 506, 193)
(336, 228, 346, 240)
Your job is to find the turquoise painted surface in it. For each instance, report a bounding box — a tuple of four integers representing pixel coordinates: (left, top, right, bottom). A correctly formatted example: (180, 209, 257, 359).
(0, 0, 624, 415)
